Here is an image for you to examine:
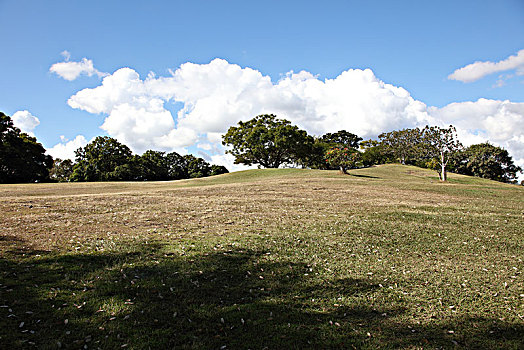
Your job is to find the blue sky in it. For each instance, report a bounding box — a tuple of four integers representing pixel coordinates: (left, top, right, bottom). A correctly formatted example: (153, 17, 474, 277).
(1, 0, 523, 172)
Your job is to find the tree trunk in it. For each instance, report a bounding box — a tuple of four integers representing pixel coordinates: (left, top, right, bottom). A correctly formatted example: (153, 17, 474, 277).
(339, 165, 347, 174)
(440, 152, 447, 181)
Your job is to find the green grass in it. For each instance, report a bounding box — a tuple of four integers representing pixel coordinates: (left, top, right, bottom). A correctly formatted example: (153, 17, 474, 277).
(0, 165, 523, 349)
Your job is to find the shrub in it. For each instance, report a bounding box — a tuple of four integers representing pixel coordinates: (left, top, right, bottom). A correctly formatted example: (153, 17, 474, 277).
(325, 147, 362, 174)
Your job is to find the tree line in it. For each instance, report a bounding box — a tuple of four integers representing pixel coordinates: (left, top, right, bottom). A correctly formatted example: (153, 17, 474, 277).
(1, 111, 522, 184)
(222, 114, 522, 183)
(0, 112, 228, 183)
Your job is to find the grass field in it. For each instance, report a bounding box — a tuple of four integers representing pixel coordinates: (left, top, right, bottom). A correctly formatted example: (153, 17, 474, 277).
(1, 164, 523, 349)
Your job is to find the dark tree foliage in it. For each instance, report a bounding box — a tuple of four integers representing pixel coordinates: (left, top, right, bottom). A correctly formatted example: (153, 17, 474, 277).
(109, 155, 143, 181)
(67, 139, 226, 182)
(49, 158, 74, 182)
(378, 128, 424, 165)
(184, 155, 212, 178)
(359, 140, 395, 167)
(0, 112, 53, 183)
(451, 143, 522, 183)
(210, 165, 229, 176)
(292, 134, 316, 168)
(163, 152, 188, 180)
(320, 130, 363, 149)
(302, 131, 363, 170)
(297, 141, 330, 169)
(71, 136, 133, 181)
(222, 114, 312, 168)
(139, 150, 169, 181)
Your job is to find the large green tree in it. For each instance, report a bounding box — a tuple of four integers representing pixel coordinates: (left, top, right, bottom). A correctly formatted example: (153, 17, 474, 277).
(296, 141, 328, 169)
(378, 128, 424, 165)
(166, 151, 189, 180)
(360, 139, 395, 166)
(210, 164, 229, 176)
(108, 155, 143, 181)
(320, 130, 363, 149)
(184, 155, 211, 178)
(222, 114, 312, 168)
(71, 136, 133, 181)
(452, 143, 522, 183)
(139, 150, 169, 181)
(303, 130, 363, 170)
(0, 112, 53, 183)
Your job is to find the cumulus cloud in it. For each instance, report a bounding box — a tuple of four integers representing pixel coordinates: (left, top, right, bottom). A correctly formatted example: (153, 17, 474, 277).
(50, 56, 107, 81)
(63, 58, 524, 175)
(430, 99, 524, 167)
(67, 59, 431, 154)
(47, 135, 88, 160)
(12, 110, 40, 135)
(210, 153, 257, 173)
(448, 49, 524, 83)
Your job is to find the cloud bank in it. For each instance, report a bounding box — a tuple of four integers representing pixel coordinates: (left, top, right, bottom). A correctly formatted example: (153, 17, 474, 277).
(66, 59, 431, 151)
(49, 58, 523, 175)
(47, 135, 88, 160)
(448, 49, 524, 83)
(12, 110, 40, 135)
(429, 99, 524, 166)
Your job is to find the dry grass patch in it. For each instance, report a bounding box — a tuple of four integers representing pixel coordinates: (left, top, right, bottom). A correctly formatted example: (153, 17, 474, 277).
(0, 165, 522, 349)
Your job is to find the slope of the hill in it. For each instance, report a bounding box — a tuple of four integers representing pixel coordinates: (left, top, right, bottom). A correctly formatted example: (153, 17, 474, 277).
(0, 164, 522, 349)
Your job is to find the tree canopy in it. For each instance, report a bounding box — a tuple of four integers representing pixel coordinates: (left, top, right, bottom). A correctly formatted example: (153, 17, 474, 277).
(49, 158, 74, 182)
(320, 130, 363, 149)
(0, 112, 53, 183)
(375, 126, 463, 181)
(420, 125, 463, 181)
(2, 109, 521, 184)
(325, 147, 362, 174)
(300, 130, 364, 170)
(222, 114, 313, 168)
(71, 136, 133, 181)
(359, 139, 395, 167)
(452, 143, 522, 183)
(68, 136, 228, 182)
(378, 128, 423, 165)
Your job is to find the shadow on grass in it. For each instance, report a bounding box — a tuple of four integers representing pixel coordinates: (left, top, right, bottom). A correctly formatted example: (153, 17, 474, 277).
(1, 242, 522, 349)
(0, 235, 26, 245)
(348, 173, 379, 179)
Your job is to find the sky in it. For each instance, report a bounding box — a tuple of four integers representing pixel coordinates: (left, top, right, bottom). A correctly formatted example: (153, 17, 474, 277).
(1, 0, 524, 176)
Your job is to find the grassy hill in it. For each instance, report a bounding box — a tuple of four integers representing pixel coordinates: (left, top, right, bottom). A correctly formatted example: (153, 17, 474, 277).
(1, 164, 522, 349)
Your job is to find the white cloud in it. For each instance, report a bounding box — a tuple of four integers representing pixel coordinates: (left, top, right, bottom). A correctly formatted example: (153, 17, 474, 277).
(50, 57, 107, 81)
(448, 49, 524, 83)
(12, 110, 40, 135)
(46, 135, 88, 160)
(197, 143, 215, 151)
(67, 59, 431, 154)
(63, 58, 524, 176)
(210, 153, 257, 173)
(61, 50, 71, 61)
(430, 99, 524, 170)
(100, 100, 178, 151)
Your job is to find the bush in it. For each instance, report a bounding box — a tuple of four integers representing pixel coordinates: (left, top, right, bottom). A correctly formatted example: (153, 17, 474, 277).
(325, 147, 362, 174)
